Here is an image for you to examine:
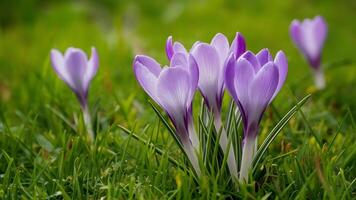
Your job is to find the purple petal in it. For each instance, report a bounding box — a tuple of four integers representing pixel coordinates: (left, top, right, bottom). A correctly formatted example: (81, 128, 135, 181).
(51, 49, 72, 87)
(191, 41, 201, 51)
(133, 59, 160, 103)
(134, 55, 161, 76)
(224, 54, 238, 101)
(166, 36, 174, 60)
(290, 20, 302, 49)
(84, 47, 99, 90)
(313, 16, 327, 53)
(240, 51, 261, 72)
(191, 43, 221, 106)
(249, 62, 279, 122)
(256, 48, 273, 66)
(64, 49, 88, 93)
(230, 32, 246, 58)
(272, 51, 288, 100)
(188, 54, 199, 92)
(173, 42, 188, 54)
(234, 58, 255, 110)
(170, 53, 188, 68)
(156, 67, 191, 122)
(211, 33, 229, 64)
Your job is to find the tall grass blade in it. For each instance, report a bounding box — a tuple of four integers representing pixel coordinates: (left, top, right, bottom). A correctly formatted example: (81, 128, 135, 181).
(252, 94, 311, 173)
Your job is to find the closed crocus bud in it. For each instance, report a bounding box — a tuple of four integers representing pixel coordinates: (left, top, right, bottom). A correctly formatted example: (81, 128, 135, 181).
(290, 16, 327, 89)
(225, 49, 288, 181)
(50, 47, 99, 141)
(133, 53, 201, 175)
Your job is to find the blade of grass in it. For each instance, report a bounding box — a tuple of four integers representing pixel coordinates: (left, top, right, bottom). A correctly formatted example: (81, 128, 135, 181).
(118, 124, 186, 171)
(252, 94, 311, 173)
(148, 101, 183, 149)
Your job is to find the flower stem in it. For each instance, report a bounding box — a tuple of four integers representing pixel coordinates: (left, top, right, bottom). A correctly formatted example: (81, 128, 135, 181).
(183, 142, 201, 176)
(214, 113, 238, 180)
(313, 68, 325, 90)
(82, 105, 94, 142)
(239, 136, 256, 182)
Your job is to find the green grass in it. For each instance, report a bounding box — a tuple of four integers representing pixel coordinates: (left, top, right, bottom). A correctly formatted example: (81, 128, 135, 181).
(0, 0, 355, 199)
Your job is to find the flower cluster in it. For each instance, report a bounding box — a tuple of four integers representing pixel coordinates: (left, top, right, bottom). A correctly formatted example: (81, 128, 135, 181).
(134, 32, 288, 180)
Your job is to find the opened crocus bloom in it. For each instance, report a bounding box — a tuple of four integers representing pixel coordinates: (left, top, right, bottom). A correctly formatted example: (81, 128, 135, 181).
(50, 47, 99, 141)
(166, 33, 246, 179)
(290, 16, 327, 89)
(225, 49, 288, 181)
(133, 53, 201, 175)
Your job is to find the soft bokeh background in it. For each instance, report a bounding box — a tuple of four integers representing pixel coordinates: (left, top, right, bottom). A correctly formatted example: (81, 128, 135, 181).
(0, 0, 355, 197)
(1, 0, 355, 117)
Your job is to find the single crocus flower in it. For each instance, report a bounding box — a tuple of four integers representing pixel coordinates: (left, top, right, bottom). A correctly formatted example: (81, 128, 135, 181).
(50, 47, 99, 141)
(225, 49, 288, 181)
(166, 33, 246, 180)
(290, 16, 327, 89)
(133, 53, 201, 175)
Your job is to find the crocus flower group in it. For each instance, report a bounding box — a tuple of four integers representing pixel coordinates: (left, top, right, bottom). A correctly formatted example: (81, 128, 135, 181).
(134, 33, 288, 180)
(290, 16, 328, 89)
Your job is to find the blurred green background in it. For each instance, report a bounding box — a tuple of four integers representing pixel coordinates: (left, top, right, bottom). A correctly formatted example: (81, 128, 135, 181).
(1, 0, 355, 118)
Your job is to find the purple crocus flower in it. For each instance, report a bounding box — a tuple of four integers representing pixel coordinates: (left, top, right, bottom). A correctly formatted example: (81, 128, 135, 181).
(225, 49, 288, 181)
(133, 53, 201, 175)
(166, 33, 246, 179)
(50, 47, 99, 141)
(290, 16, 327, 89)
(190, 33, 246, 118)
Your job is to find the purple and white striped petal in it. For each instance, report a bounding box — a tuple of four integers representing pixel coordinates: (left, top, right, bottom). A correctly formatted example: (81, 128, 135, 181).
(272, 51, 288, 100)
(249, 62, 279, 123)
(133, 56, 161, 104)
(51, 49, 73, 88)
(156, 67, 192, 125)
(191, 43, 221, 107)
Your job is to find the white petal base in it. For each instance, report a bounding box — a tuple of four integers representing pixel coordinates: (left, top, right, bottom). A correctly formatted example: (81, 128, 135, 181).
(314, 69, 326, 90)
(239, 137, 256, 182)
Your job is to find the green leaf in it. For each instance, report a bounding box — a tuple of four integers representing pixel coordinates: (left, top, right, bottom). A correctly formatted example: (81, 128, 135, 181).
(148, 100, 183, 150)
(118, 124, 186, 171)
(252, 94, 311, 174)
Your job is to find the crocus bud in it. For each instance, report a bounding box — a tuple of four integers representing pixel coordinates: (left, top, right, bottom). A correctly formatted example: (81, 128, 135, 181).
(133, 53, 201, 175)
(50, 47, 99, 141)
(50, 47, 99, 107)
(225, 49, 288, 181)
(290, 16, 327, 89)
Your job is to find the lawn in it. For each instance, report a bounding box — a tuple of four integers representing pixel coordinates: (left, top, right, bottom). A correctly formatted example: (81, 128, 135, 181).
(0, 0, 355, 199)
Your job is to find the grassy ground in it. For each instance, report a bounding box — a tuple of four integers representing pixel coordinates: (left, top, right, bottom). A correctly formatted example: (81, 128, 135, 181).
(0, 0, 355, 199)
